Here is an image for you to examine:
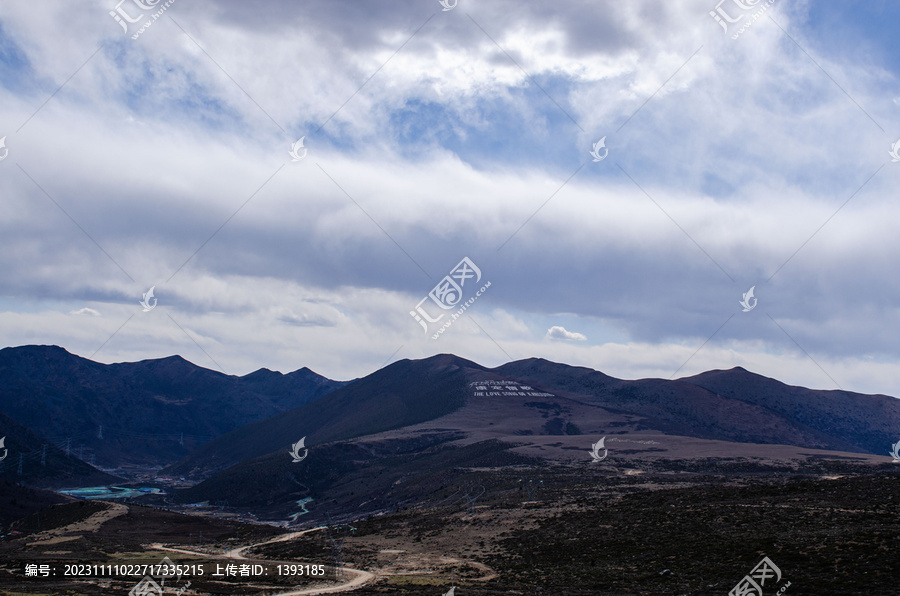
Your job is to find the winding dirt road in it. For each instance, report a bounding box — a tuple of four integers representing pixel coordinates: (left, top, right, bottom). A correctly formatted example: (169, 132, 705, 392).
(149, 525, 375, 595)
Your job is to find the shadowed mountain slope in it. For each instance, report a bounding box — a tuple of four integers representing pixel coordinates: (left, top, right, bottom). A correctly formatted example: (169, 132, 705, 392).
(0, 410, 119, 488)
(163, 354, 485, 478)
(0, 345, 346, 466)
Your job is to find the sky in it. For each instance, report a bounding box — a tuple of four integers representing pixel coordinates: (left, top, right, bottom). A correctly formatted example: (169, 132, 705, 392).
(1, 0, 899, 395)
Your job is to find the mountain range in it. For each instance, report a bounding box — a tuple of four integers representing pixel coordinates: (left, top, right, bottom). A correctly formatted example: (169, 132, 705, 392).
(2, 346, 898, 508)
(161, 353, 900, 518)
(0, 345, 347, 467)
(169, 354, 900, 476)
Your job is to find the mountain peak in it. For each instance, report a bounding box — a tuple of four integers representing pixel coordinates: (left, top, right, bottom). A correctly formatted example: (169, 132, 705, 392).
(684, 366, 765, 382)
(423, 353, 481, 368)
(0, 344, 74, 357)
(245, 367, 282, 379)
(152, 354, 192, 364)
(494, 356, 618, 383)
(381, 354, 484, 373)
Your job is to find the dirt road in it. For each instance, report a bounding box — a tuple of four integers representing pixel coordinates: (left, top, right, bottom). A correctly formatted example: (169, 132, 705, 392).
(150, 526, 376, 595)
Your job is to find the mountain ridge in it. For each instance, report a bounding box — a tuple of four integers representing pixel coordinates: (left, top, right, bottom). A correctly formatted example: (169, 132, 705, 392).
(163, 353, 900, 486)
(162, 353, 482, 478)
(0, 345, 347, 467)
(3, 346, 898, 483)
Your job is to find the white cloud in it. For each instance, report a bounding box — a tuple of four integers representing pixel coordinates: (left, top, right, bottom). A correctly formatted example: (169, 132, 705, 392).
(0, 0, 898, 396)
(70, 307, 100, 316)
(546, 325, 587, 341)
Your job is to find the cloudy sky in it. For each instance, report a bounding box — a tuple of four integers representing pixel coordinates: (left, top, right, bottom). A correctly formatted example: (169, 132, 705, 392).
(1, 0, 899, 395)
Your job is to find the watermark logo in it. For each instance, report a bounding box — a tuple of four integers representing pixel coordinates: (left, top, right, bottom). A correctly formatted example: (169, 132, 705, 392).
(709, 0, 749, 32)
(140, 286, 157, 312)
(710, 0, 776, 39)
(110, 0, 176, 40)
(289, 136, 307, 161)
(289, 436, 308, 462)
(740, 285, 757, 312)
(0, 136, 8, 161)
(129, 576, 162, 596)
(589, 136, 608, 161)
(410, 257, 491, 339)
(730, 556, 789, 596)
(889, 138, 900, 162)
(439, 0, 457, 11)
(0, 436, 7, 462)
(128, 557, 190, 596)
(110, 0, 148, 33)
(889, 440, 900, 463)
(589, 436, 608, 462)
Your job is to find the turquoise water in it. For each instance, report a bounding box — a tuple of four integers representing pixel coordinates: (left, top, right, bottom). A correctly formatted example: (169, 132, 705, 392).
(287, 497, 313, 520)
(58, 486, 163, 499)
